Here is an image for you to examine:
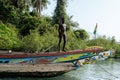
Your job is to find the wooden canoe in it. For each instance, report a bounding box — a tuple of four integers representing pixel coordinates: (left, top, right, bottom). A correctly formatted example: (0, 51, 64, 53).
(0, 46, 103, 64)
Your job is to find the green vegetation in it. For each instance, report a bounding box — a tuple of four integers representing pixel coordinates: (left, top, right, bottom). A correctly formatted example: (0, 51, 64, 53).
(0, 0, 120, 57)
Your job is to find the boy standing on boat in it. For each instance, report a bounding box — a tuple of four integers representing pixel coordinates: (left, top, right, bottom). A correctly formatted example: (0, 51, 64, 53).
(58, 18, 67, 52)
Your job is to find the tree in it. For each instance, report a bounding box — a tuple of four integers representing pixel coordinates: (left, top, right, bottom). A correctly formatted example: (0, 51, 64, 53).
(18, 16, 40, 36)
(14, 0, 30, 12)
(74, 29, 89, 40)
(65, 15, 79, 30)
(31, 0, 50, 14)
(53, 0, 79, 30)
(53, 0, 67, 24)
(0, 0, 30, 25)
(111, 36, 116, 45)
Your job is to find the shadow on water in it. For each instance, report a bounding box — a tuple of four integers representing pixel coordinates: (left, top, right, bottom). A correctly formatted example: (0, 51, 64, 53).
(0, 75, 78, 80)
(0, 58, 120, 80)
(0, 71, 79, 80)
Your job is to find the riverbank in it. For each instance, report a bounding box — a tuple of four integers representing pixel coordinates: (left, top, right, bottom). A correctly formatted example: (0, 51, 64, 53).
(0, 63, 77, 77)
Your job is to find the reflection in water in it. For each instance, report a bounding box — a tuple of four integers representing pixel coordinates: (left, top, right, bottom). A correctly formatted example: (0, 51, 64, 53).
(0, 58, 120, 80)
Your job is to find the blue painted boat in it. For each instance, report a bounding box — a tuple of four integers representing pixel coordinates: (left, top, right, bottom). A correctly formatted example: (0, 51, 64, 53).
(78, 50, 115, 65)
(0, 46, 103, 64)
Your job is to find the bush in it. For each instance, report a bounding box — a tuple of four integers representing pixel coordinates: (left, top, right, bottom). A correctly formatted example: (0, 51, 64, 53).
(0, 23, 22, 50)
(22, 30, 42, 52)
(22, 28, 58, 52)
(66, 30, 87, 50)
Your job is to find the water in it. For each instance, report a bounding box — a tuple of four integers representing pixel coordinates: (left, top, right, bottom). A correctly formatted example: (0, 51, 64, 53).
(0, 58, 120, 80)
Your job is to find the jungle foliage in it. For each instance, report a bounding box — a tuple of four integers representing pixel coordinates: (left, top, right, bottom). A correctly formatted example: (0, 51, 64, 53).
(0, 0, 120, 57)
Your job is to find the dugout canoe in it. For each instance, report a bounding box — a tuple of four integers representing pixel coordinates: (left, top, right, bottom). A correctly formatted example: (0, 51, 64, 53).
(0, 63, 77, 77)
(0, 46, 103, 64)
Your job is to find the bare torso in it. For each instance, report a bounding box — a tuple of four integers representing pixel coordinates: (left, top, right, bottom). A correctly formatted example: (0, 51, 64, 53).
(59, 23, 66, 35)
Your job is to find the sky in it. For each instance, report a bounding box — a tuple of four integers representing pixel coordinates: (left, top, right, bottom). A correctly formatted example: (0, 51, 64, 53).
(42, 0, 120, 41)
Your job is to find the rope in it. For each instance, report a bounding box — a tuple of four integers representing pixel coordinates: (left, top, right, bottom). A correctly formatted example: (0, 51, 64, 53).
(96, 63, 119, 79)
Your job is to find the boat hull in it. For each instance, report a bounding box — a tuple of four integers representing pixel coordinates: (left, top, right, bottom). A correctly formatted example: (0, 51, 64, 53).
(0, 47, 103, 64)
(0, 63, 76, 77)
(79, 50, 115, 65)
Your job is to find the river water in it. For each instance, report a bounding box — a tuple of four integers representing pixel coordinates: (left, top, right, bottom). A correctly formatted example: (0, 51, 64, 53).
(0, 58, 120, 80)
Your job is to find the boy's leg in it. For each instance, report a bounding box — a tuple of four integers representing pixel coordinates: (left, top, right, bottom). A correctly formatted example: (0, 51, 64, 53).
(62, 34, 66, 51)
(58, 35, 62, 51)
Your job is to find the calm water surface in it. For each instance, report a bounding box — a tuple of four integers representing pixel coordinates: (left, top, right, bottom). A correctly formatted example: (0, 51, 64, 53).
(0, 58, 120, 80)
